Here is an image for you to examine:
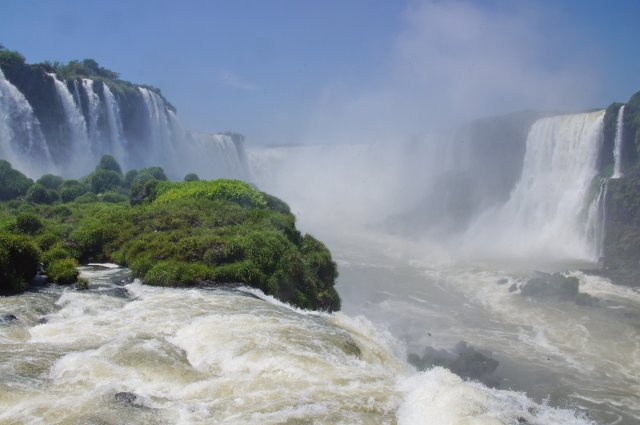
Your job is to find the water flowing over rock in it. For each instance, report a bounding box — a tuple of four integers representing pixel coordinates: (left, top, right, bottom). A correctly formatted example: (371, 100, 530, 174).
(0, 67, 249, 179)
(0, 68, 53, 175)
(612, 105, 625, 178)
(464, 111, 605, 261)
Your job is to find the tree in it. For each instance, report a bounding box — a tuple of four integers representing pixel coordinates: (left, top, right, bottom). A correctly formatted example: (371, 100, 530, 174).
(96, 155, 123, 175)
(0, 160, 34, 201)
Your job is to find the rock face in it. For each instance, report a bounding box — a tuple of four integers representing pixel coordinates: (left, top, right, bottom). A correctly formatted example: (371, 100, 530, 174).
(599, 90, 640, 286)
(601, 177, 640, 286)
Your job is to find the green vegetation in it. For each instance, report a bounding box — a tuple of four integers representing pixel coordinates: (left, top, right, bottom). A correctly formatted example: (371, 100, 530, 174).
(155, 180, 268, 208)
(0, 160, 33, 201)
(0, 156, 340, 311)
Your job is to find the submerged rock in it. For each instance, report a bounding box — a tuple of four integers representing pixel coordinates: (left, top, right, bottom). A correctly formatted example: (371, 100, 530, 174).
(0, 313, 19, 325)
(114, 392, 143, 408)
(520, 273, 597, 306)
(408, 341, 500, 387)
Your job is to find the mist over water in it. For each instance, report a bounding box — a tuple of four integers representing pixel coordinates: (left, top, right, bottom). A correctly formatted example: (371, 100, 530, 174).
(245, 105, 639, 423)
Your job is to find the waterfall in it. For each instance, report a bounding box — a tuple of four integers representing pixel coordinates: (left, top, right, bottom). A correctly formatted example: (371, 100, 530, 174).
(0, 68, 53, 175)
(585, 179, 608, 259)
(1, 68, 250, 180)
(612, 105, 625, 178)
(81, 79, 101, 152)
(193, 133, 249, 178)
(465, 111, 605, 261)
(102, 83, 127, 163)
(47, 73, 93, 172)
(138, 87, 178, 167)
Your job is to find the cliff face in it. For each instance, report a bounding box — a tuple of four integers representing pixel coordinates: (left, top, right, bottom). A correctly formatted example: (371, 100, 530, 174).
(599, 90, 640, 286)
(0, 49, 248, 180)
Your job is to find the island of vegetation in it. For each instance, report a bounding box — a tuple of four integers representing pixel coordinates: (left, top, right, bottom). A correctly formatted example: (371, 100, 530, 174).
(0, 156, 340, 312)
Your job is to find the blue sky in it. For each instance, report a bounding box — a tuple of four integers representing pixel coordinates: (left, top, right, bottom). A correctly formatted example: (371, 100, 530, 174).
(2, 0, 639, 145)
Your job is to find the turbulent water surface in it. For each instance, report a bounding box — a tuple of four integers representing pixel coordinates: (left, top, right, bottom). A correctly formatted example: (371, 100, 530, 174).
(1, 235, 638, 423)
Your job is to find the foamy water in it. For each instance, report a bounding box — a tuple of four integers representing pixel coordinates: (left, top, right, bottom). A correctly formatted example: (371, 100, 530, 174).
(0, 265, 600, 424)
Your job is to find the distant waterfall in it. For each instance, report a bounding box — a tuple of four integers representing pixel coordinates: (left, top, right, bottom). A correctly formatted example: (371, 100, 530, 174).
(612, 105, 625, 178)
(102, 83, 127, 163)
(138, 87, 178, 166)
(81, 79, 101, 153)
(465, 111, 605, 261)
(1, 67, 250, 180)
(0, 68, 53, 175)
(47, 73, 93, 172)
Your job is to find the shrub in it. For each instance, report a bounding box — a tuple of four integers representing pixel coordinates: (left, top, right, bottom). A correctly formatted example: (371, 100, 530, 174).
(36, 174, 64, 191)
(0, 232, 40, 294)
(184, 173, 199, 182)
(15, 212, 43, 234)
(41, 245, 73, 267)
(124, 169, 138, 187)
(47, 258, 79, 284)
(61, 180, 87, 203)
(26, 183, 57, 204)
(89, 169, 123, 193)
(0, 160, 33, 201)
(96, 155, 123, 175)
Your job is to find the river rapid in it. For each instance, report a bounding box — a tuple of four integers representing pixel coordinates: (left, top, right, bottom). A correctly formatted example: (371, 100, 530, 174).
(2, 244, 634, 424)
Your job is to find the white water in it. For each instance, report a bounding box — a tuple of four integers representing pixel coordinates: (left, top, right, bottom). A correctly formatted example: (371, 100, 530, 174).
(0, 68, 53, 175)
(464, 111, 605, 262)
(47, 73, 93, 175)
(138, 87, 178, 168)
(0, 266, 599, 424)
(102, 83, 128, 165)
(81, 78, 101, 154)
(612, 106, 625, 179)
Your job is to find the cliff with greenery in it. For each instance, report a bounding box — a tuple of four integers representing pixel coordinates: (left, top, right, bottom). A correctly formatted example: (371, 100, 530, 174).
(0, 157, 340, 311)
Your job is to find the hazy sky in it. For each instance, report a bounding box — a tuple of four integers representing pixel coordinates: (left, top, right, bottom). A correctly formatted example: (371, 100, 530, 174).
(2, 0, 639, 145)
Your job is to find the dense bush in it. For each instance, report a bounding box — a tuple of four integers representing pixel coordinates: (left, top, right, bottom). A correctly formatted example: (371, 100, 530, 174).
(96, 155, 123, 175)
(89, 169, 124, 193)
(61, 180, 87, 203)
(0, 232, 40, 295)
(15, 212, 43, 234)
(26, 183, 57, 204)
(184, 173, 199, 182)
(36, 174, 64, 191)
(47, 258, 79, 284)
(0, 159, 341, 311)
(0, 160, 33, 201)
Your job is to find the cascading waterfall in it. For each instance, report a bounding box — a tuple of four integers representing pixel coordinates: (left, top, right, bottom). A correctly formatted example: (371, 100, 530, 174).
(138, 87, 178, 167)
(612, 105, 625, 178)
(194, 133, 249, 178)
(465, 111, 605, 261)
(0, 68, 250, 180)
(81, 78, 102, 154)
(102, 83, 128, 164)
(47, 73, 93, 172)
(0, 68, 53, 175)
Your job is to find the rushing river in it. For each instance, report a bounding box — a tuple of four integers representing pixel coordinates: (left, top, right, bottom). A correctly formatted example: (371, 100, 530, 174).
(2, 254, 631, 424)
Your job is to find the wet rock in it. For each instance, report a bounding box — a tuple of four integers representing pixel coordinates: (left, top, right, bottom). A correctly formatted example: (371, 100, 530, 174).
(99, 287, 129, 298)
(520, 272, 597, 306)
(408, 341, 500, 387)
(508, 283, 518, 293)
(0, 313, 19, 325)
(114, 392, 143, 408)
(497, 278, 508, 285)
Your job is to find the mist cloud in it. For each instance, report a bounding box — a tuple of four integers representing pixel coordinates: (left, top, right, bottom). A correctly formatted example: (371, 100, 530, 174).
(306, 0, 600, 144)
